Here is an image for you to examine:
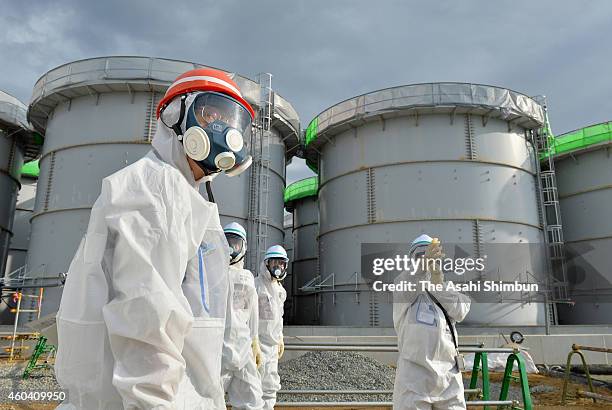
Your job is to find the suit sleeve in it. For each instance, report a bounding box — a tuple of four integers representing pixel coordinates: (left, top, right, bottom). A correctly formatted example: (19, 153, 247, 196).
(430, 289, 471, 323)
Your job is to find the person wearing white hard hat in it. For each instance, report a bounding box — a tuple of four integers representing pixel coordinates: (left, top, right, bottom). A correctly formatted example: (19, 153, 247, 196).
(393, 234, 471, 410)
(221, 222, 264, 410)
(255, 245, 288, 410)
(55, 68, 255, 409)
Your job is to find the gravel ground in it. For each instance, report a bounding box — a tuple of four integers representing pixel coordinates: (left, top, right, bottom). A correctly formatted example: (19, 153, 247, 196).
(0, 362, 60, 394)
(277, 351, 524, 404)
(0, 353, 608, 408)
(278, 351, 395, 403)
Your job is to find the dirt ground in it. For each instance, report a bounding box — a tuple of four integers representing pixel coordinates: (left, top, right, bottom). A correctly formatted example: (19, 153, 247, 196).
(0, 372, 609, 409)
(484, 372, 612, 409)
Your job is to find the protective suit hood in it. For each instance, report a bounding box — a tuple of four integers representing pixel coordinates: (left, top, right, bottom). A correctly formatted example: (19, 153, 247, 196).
(151, 118, 199, 187)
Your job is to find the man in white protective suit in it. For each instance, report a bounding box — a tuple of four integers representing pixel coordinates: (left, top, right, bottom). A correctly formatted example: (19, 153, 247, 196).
(393, 234, 471, 410)
(221, 222, 264, 410)
(256, 245, 289, 410)
(54, 68, 256, 409)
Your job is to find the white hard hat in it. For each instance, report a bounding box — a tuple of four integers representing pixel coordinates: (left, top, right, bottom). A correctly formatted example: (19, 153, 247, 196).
(408, 234, 434, 258)
(264, 245, 288, 261)
(223, 222, 247, 241)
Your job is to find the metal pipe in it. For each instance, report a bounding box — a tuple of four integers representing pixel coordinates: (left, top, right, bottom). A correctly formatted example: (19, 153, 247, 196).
(285, 344, 517, 354)
(278, 390, 392, 395)
(577, 390, 612, 402)
(276, 402, 393, 407)
(460, 343, 485, 348)
(276, 400, 516, 407)
(1, 283, 64, 289)
(292, 343, 396, 347)
(283, 342, 483, 348)
(573, 344, 612, 354)
(467, 400, 515, 406)
(285, 344, 395, 352)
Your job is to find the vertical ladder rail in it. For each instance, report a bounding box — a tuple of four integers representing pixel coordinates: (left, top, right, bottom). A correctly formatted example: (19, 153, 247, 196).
(532, 97, 569, 327)
(247, 73, 274, 271)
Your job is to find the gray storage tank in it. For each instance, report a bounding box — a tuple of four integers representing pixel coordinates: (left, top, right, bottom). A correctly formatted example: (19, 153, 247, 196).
(284, 177, 319, 325)
(27, 56, 300, 316)
(4, 160, 38, 276)
(0, 91, 40, 277)
(1, 161, 39, 325)
(550, 121, 612, 324)
(304, 83, 548, 326)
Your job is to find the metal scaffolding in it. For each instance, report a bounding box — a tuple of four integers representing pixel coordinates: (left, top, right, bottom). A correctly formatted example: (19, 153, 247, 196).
(0, 264, 65, 360)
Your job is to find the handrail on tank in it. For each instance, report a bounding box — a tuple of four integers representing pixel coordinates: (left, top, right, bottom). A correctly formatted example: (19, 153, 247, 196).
(284, 343, 518, 353)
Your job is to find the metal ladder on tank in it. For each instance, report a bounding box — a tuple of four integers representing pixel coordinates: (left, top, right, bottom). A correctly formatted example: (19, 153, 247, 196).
(532, 97, 569, 328)
(247, 73, 273, 270)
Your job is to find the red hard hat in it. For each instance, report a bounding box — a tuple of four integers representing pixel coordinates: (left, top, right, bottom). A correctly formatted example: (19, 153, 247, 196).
(156, 68, 256, 120)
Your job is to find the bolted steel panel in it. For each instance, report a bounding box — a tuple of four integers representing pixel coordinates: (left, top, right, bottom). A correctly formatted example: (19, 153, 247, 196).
(0, 129, 24, 276)
(554, 146, 612, 324)
(4, 177, 36, 277)
(317, 111, 546, 326)
(291, 196, 319, 325)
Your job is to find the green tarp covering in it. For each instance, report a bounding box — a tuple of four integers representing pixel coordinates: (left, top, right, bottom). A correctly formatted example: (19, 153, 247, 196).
(305, 118, 318, 146)
(549, 121, 612, 157)
(284, 177, 318, 203)
(21, 160, 39, 178)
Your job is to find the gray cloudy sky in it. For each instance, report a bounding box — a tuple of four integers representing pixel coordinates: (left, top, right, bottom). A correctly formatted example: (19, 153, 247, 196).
(2, 1, 611, 183)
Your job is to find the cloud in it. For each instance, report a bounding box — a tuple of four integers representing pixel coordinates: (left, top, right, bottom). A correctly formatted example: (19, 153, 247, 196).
(1, 1, 611, 182)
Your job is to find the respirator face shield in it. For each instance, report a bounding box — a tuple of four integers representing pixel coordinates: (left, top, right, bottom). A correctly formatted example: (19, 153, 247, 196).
(192, 92, 252, 135)
(161, 91, 254, 176)
(226, 232, 247, 264)
(266, 258, 288, 280)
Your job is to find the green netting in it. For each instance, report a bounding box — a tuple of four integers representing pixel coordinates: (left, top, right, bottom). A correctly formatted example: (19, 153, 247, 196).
(305, 118, 318, 146)
(544, 121, 612, 159)
(284, 177, 318, 203)
(21, 160, 39, 178)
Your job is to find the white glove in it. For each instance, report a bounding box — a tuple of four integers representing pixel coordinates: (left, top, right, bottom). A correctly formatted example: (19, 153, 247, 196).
(425, 238, 445, 283)
(252, 339, 263, 369)
(278, 340, 285, 359)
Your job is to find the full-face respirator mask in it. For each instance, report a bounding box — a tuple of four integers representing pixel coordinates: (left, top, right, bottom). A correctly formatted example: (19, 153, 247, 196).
(161, 91, 254, 179)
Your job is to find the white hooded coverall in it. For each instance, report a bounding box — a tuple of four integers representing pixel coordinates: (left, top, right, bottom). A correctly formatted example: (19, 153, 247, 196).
(221, 260, 263, 410)
(393, 271, 471, 410)
(255, 263, 286, 410)
(54, 120, 230, 409)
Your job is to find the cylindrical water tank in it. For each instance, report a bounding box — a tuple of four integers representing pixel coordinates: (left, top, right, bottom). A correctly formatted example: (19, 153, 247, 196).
(284, 177, 319, 325)
(304, 83, 548, 327)
(0, 91, 40, 278)
(5, 160, 38, 276)
(551, 121, 612, 324)
(1, 161, 39, 325)
(27, 57, 300, 316)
